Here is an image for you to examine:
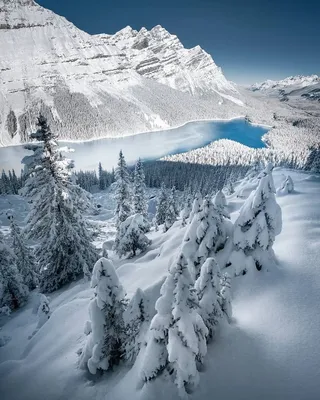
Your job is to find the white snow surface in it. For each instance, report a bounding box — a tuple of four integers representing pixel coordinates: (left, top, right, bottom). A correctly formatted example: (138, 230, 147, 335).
(1, 168, 320, 399)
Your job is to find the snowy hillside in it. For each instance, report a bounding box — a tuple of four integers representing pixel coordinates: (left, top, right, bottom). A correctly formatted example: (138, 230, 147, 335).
(1, 168, 320, 400)
(0, 0, 244, 146)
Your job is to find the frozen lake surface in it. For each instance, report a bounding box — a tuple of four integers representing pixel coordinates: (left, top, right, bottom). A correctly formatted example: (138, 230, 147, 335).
(0, 118, 269, 172)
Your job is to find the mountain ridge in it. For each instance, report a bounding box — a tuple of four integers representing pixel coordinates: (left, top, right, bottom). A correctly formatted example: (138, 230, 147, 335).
(0, 0, 243, 146)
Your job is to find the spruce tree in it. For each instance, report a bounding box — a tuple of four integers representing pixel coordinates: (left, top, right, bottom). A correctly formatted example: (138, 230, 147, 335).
(213, 190, 230, 218)
(22, 115, 98, 292)
(195, 257, 223, 340)
(133, 158, 148, 219)
(219, 272, 232, 322)
(80, 258, 127, 374)
(7, 212, 38, 290)
(189, 192, 202, 221)
(168, 253, 208, 396)
(163, 188, 178, 232)
(115, 150, 132, 228)
(123, 287, 149, 364)
(182, 196, 228, 280)
(229, 163, 282, 274)
(181, 193, 192, 227)
(0, 232, 28, 310)
(155, 182, 168, 226)
(114, 214, 151, 258)
(98, 162, 106, 190)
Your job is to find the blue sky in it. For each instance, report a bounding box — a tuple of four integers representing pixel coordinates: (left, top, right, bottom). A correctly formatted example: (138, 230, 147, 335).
(38, 0, 319, 85)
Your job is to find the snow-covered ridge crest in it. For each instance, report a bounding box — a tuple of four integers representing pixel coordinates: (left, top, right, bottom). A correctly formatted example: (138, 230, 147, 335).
(251, 74, 319, 92)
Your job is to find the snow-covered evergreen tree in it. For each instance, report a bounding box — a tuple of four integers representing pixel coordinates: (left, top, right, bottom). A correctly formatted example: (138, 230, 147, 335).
(141, 254, 207, 397)
(181, 193, 192, 227)
(155, 182, 168, 226)
(98, 162, 106, 191)
(195, 258, 223, 340)
(80, 258, 127, 374)
(167, 253, 208, 396)
(277, 175, 294, 195)
(213, 190, 230, 218)
(182, 196, 228, 280)
(229, 163, 282, 274)
(37, 294, 51, 329)
(22, 115, 98, 292)
(163, 188, 178, 232)
(114, 214, 151, 258)
(115, 150, 132, 228)
(189, 192, 202, 221)
(133, 159, 148, 219)
(219, 272, 232, 323)
(0, 232, 28, 310)
(123, 287, 149, 364)
(7, 212, 38, 290)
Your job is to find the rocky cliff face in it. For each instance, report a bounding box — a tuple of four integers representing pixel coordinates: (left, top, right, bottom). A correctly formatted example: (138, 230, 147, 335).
(0, 0, 243, 146)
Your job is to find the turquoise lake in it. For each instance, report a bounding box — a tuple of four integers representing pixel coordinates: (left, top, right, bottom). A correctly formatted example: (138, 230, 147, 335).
(0, 118, 269, 172)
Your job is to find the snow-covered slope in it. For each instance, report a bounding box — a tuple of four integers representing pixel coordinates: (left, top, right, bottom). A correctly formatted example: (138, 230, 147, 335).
(0, 0, 242, 146)
(251, 75, 320, 101)
(1, 169, 320, 400)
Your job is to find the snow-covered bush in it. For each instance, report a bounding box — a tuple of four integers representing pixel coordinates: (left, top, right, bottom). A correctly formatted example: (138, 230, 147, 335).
(141, 253, 208, 397)
(123, 288, 149, 364)
(229, 163, 282, 274)
(114, 214, 151, 258)
(276, 175, 294, 196)
(0, 232, 28, 310)
(80, 258, 127, 374)
(182, 196, 229, 280)
(195, 258, 223, 340)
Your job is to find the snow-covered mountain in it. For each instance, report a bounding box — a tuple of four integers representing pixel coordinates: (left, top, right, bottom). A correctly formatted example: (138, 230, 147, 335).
(0, 0, 242, 146)
(251, 75, 319, 97)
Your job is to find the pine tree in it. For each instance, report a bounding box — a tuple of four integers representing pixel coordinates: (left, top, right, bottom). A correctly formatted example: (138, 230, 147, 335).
(155, 182, 168, 226)
(98, 162, 106, 191)
(80, 258, 127, 374)
(7, 211, 38, 290)
(219, 272, 232, 323)
(114, 214, 151, 258)
(141, 254, 208, 397)
(182, 196, 228, 280)
(195, 258, 223, 340)
(123, 288, 149, 364)
(133, 159, 148, 219)
(229, 163, 282, 274)
(22, 115, 98, 292)
(115, 150, 132, 228)
(0, 232, 28, 310)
